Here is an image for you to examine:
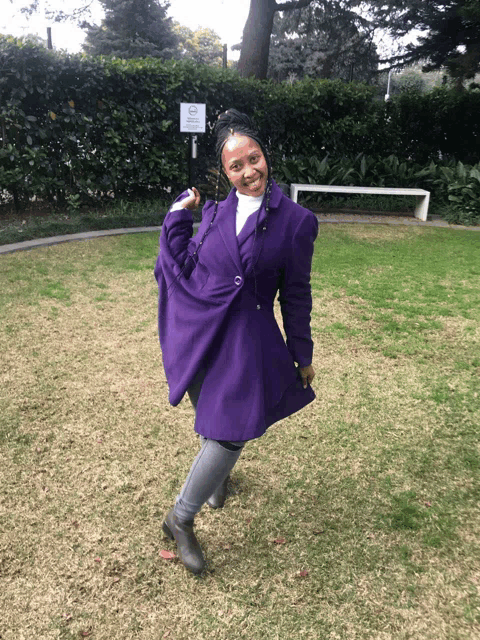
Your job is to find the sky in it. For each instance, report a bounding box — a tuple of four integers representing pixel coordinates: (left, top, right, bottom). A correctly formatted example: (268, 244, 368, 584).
(1, 0, 251, 58)
(1, 0, 417, 69)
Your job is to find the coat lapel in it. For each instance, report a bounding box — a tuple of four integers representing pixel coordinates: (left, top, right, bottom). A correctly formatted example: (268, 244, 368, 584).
(247, 180, 283, 233)
(216, 189, 243, 275)
(216, 181, 284, 276)
(248, 181, 283, 273)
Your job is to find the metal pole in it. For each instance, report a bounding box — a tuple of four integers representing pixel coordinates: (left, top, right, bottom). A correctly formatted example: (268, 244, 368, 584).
(385, 68, 392, 102)
(188, 133, 192, 187)
(188, 134, 198, 187)
(47, 27, 53, 50)
(223, 44, 227, 69)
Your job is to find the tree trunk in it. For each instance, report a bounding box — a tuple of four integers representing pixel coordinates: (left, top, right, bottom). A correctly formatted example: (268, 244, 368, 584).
(238, 0, 276, 79)
(238, 0, 314, 79)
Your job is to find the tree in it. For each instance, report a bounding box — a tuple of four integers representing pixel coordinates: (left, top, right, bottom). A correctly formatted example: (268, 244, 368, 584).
(268, 2, 379, 83)
(238, 0, 315, 79)
(82, 0, 177, 58)
(389, 65, 445, 95)
(173, 23, 223, 66)
(18, 0, 98, 24)
(371, 0, 480, 88)
(15, 32, 48, 47)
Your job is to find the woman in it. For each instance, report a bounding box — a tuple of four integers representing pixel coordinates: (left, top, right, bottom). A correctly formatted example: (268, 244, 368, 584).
(154, 109, 318, 574)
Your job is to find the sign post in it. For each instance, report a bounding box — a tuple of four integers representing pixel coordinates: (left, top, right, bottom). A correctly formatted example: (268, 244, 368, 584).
(180, 103, 206, 187)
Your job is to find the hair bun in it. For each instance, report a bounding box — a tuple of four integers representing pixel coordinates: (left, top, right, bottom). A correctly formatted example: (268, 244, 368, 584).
(215, 109, 253, 133)
(213, 108, 261, 158)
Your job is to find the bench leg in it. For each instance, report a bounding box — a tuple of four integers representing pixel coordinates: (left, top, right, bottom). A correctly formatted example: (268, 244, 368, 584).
(414, 194, 429, 221)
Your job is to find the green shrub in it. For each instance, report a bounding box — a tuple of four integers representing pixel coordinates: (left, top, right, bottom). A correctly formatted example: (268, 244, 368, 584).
(388, 88, 480, 165)
(1, 36, 479, 215)
(274, 153, 480, 222)
(275, 153, 437, 191)
(440, 163, 480, 225)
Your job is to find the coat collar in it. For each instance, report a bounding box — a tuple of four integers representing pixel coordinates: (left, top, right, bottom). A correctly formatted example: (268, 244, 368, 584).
(268, 179, 284, 210)
(215, 180, 284, 275)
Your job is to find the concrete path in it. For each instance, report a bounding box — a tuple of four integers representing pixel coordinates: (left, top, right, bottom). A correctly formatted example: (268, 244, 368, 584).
(0, 216, 478, 255)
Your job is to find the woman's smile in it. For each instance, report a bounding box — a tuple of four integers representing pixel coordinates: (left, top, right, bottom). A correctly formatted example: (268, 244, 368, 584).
(244, 175, 263, 192)
(222, 135, 268, 197)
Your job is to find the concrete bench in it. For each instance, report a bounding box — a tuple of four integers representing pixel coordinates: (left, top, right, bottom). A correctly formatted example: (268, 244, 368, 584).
(290, 184, 431, 221)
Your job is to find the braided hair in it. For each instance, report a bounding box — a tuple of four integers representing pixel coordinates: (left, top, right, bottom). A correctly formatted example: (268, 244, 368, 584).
(213, 108, 273, 223)
(167, 109, 273, 306)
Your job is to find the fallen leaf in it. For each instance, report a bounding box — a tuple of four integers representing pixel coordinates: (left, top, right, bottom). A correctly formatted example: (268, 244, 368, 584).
(273, 538, 286, 545)
(312, 529, 325, 535)
(160, 550, 176, 560)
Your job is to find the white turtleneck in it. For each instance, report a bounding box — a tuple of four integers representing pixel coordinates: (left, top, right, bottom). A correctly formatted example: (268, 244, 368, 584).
(235, 191, 264, 236)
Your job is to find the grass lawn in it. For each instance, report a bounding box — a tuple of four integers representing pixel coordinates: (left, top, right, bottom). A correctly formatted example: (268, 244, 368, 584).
(0, 225, 479, 639)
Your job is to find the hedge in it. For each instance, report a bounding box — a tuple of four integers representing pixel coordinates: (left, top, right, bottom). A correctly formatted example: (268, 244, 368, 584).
(1, 36, 479, 209)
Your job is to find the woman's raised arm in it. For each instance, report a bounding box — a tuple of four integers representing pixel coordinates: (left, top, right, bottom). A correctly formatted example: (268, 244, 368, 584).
(161, 187, 201, 268)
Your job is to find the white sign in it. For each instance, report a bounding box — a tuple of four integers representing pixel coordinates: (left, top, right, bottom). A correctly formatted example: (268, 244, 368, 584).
(180, 103, 206, 133)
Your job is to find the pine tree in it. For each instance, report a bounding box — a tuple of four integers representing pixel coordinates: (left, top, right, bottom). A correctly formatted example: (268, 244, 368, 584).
(82, 0, 177, 59)
(268, 2, 379, 83)
(374, 0, 480, 88)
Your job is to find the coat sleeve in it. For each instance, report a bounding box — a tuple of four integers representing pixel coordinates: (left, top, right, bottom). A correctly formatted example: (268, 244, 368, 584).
(278, 211, 318, 367)
(160, 191, 195, 269)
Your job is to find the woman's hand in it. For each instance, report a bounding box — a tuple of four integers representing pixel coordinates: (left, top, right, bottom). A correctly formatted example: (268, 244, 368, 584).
(299, 364, 315, 389)
(181, 187, 201, 210)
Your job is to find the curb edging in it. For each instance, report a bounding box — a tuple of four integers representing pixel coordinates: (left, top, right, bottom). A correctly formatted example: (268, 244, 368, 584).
(0, 226, 163, 255)
(0, 218, 478, 255)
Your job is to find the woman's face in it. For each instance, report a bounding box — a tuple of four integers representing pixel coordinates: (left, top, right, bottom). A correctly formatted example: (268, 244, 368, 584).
(222, 135, 268, 197)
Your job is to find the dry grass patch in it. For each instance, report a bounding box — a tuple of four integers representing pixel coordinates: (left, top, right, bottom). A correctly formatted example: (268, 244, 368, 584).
(1, 229, 479, 640)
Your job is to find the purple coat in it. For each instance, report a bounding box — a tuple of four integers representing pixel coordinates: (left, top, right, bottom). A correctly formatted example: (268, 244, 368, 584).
(154, 180, 318, 441)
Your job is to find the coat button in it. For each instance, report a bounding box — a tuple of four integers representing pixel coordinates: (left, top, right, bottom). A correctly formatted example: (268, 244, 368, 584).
(234, 275, 242, 286)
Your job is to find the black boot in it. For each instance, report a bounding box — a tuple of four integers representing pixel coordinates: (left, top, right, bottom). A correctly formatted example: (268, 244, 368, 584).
(206, 475, 229, 509)
(162, 509, 205, 575)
